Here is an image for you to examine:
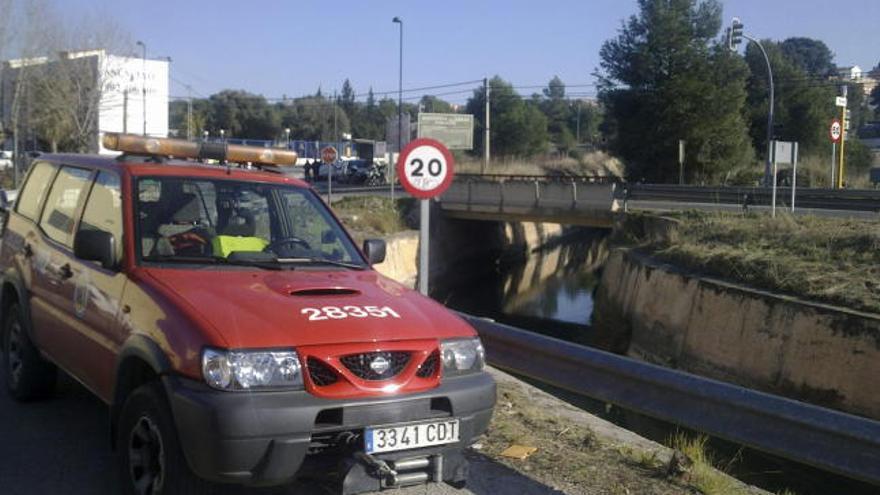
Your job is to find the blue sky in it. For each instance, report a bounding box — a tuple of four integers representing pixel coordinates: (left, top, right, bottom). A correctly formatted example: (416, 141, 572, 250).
(59, 0, 880, 103)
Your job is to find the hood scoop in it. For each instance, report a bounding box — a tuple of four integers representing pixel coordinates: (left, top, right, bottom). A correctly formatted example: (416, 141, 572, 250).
(289, 287, 361, 297)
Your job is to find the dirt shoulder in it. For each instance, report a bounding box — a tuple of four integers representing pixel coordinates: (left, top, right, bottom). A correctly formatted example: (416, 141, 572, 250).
(482, 368, 766, 495)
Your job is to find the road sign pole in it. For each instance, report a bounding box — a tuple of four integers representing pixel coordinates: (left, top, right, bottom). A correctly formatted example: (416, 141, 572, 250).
(791, 142, 798, 213)
(838, 86, 848, 189)
(678, 139, 685, 185)
(418, 199, 429, 295)
(771, 140, 777, 218)
(396, 138, 455, 297)
(831, 142, 836, 187)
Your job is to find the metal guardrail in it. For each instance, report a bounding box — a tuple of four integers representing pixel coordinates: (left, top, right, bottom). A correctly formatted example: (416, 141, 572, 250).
(456, 173, 620, 184)
(462, 315, 880, 485)
(619, 184, 880, 212)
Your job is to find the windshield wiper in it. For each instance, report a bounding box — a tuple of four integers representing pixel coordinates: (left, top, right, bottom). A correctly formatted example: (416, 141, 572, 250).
(142, 255, 284, 270)
(277, 257, 367, 270)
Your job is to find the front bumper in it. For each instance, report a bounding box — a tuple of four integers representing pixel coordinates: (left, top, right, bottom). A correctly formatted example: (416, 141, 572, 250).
(162, 371, 496, 488)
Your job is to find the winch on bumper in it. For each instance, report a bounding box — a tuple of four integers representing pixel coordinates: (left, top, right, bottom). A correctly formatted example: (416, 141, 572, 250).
(162, 370, 496, 491)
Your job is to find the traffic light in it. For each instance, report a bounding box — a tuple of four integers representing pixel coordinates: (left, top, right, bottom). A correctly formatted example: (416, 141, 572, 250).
(728, 17, 744, 51)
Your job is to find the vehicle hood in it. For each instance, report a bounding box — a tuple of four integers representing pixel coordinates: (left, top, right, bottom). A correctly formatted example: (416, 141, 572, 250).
(140, 267, 475, 348)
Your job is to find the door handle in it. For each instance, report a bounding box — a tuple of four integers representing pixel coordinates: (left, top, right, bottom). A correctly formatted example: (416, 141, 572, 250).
(58, 263, 73, 280)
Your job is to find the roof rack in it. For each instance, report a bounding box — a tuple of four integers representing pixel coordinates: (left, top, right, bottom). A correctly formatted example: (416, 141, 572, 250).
(102, 133, 298, 167)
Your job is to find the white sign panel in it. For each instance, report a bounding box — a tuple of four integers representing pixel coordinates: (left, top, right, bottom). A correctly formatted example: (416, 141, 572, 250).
(772, 140, 796, 165)
(417, 113, 474, 150)
(835, 96, 847, 107)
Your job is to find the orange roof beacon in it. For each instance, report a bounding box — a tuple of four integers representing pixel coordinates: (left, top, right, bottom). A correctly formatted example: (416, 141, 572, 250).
(0, 134, 495, 494)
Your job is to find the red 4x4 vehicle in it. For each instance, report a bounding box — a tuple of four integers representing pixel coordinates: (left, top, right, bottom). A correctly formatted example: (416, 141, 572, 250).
(0, 134, 495, 494)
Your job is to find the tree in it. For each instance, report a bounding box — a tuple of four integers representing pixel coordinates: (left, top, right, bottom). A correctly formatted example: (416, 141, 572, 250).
(339, 78, 356, 116)
(597, 0, 754, 182)
(871, 85, 880, 120)
(540, 76, 575, 154)
(779, 37, 835, 77)
(744, 40, 836, 157)
(419, 95, 453, 113)
(206, 90, 282, 139)
(466, 76, 548, 157)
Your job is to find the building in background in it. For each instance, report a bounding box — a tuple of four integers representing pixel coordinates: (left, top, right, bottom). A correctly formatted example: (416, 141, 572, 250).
(1, 49, 168, 156)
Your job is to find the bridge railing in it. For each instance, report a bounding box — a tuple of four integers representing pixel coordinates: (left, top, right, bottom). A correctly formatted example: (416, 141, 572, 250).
(441, 176, 621, 216)
(462, 314, 880, 485)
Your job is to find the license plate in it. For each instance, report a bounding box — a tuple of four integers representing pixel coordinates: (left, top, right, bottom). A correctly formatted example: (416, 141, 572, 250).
(365, 419, 460, 454)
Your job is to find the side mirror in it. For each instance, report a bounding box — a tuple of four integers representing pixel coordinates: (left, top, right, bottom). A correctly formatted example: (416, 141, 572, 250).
(362, 239, 386, 265)
(74, 229, 116, 270)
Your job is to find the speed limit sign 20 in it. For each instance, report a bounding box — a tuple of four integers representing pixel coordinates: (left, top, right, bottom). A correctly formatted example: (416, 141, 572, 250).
(396, 138, 455, 199)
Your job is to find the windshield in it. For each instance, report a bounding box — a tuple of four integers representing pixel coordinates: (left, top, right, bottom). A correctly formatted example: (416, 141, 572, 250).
(135, 176, 363, 267)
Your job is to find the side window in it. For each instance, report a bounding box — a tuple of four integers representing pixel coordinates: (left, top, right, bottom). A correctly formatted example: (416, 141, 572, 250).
(39, 166, 92, 247)
(16, 162, 57, 221)
(79, 172, 123, 262)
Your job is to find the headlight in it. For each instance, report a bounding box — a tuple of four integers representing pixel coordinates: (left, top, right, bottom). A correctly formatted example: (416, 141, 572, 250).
(440, 337, 485, 375)
(201, 348, 304, 391)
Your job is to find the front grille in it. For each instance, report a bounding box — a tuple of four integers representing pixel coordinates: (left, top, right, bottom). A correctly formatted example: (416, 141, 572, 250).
(340, 351, 410, 381)
(307, 357, 339, 386)
(416, 351, 439, 378)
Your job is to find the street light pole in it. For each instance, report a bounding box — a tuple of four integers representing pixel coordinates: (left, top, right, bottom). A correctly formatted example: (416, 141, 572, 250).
(392, 16, 403, 201)
(135, 41, 147, 136)
(743, 34, 775, 186)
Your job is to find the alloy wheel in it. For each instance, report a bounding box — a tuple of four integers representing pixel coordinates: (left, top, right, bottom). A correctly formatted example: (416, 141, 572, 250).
(128, 415, 166, 495)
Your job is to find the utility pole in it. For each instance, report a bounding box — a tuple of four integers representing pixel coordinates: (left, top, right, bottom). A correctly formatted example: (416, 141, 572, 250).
(576, 100, 581, 144)
(482, 77, 490, 173)
(136, 41, 147, 136)
(122, 89, 128, 134)
(838, 85, 848, 189)
(392, 16, 403, 201)
(185, 85, 194, 141)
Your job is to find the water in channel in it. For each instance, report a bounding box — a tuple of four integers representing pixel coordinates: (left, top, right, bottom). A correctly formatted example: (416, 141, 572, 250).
(433, 225, 877, 495)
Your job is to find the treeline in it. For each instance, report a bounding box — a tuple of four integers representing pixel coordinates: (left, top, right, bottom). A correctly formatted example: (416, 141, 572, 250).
(169, 77, 603, 158)
(598, 0, 877, 183)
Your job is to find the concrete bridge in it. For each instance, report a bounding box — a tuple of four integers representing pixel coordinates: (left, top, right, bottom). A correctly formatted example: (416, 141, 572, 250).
(438, 174, 620, 228)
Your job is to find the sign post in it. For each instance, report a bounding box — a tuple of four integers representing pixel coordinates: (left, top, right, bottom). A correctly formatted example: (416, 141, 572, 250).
(830, 119, 841, 187)
(396, 138, 455, 296)
(678, 139, 685, 185)
(321, 145, 337, 205)
(836, 88, 848, 189)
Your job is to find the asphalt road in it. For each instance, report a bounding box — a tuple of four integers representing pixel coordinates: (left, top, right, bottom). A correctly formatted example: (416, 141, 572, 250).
(0, 372, 562, 495)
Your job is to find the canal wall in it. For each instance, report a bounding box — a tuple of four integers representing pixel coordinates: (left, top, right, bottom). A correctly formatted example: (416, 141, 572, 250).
(373, 230, 419, 288)
(593, 248, 880, 420)
(375, 215, 566, 291)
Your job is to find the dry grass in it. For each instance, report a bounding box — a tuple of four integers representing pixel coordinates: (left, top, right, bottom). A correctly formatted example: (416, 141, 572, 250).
(668, 433, 749, 495)
(484, 380, 693, 494)
(629, 211, 880, 314)
(456, 151, 625, 178)
(331, 196, 416, 243)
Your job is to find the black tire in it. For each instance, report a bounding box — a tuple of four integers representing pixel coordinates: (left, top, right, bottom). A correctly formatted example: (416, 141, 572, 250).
(116, 381, 214, 495)
(3, 302, 56, 401)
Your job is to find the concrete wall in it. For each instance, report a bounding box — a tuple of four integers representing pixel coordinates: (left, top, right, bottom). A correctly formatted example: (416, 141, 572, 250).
(373, 230, 419, 288)
(594, 249, 880, 420)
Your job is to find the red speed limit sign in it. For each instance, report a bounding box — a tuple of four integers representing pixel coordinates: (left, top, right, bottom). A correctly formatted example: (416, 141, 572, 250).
(396, 138, 455, 199)
(829, 119, 841, 143)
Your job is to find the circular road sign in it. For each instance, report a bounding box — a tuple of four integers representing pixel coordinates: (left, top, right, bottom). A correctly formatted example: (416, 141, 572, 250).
(396, 138, 455, 199)
(321, 146, 338, 164)
(830, 119, 842, 143)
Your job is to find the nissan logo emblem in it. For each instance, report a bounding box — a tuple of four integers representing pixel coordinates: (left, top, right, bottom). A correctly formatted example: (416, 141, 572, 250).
(370, 356, 391, 375)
